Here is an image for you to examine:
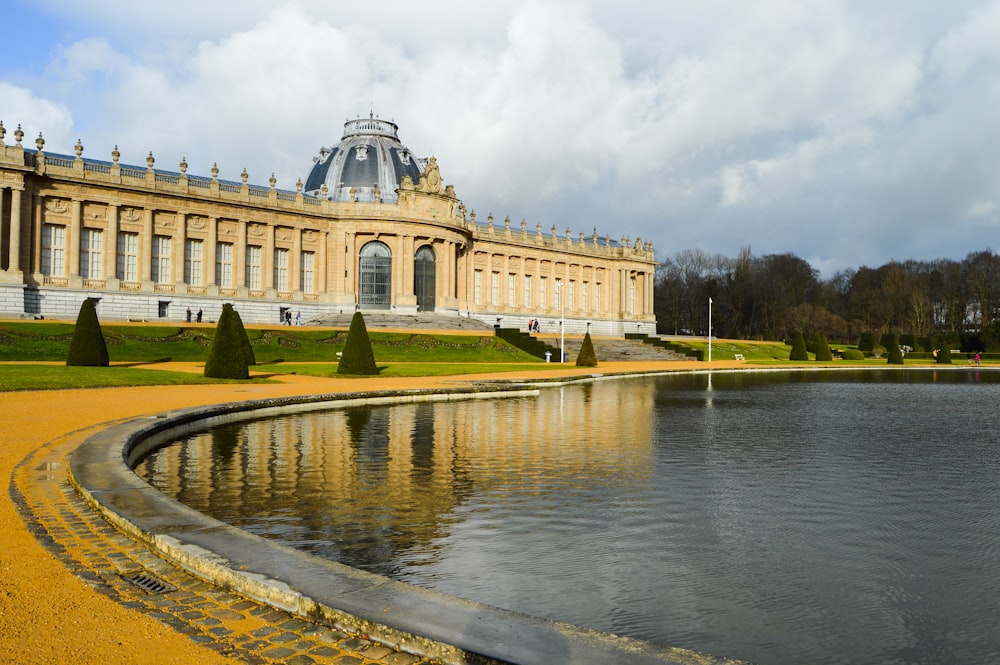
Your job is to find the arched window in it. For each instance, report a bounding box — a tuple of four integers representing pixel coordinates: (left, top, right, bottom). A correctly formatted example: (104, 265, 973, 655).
(359, 241, 392, 308)
(414, 244, 436, 312)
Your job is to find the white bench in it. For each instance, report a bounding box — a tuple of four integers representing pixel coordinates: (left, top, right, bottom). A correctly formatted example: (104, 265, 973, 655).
(734, 354, 744, 361)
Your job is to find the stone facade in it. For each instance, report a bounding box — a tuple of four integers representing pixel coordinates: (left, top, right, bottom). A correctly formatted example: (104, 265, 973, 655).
(0, 120, 657, 335)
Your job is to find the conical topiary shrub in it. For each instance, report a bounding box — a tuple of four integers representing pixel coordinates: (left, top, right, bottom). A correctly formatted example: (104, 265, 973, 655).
(204, 303, 250, 379)
(887, 335, 904, 364)
(936, 343, 953, 365)
(857, 332, 875, 354)
(575, 332, 598, 367)
(232, 308, 256, 366)
(814, 334, 833, 362)
(789, 331, 809, 361)
(66, 298, 109, 367)
(337, 311, 378, 375)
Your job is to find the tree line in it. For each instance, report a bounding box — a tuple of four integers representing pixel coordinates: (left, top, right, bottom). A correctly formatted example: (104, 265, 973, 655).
(654, 247, 1000, 350)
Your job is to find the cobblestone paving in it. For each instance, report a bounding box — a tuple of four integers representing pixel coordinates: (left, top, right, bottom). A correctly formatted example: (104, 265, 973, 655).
(10, 423, 443, 665)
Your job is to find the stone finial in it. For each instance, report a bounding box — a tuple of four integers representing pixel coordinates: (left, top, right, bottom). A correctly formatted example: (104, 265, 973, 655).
(0, 121, 5, 144)
(180, 157, 188, 175)
(566, 226, 571, 239)
(536, 222, 543, 235)
(14, 124, 24, 146)
(321, 182, 328, 198)
(579, 231, 585, 243)
(505, 215, 511, 230)
(488, 213, 494, 228)
(112, 145, 120, 163)
(36, 132, 45, 152)
(551, 224, 557, 237)
(296, 178, 303, 193)
(373, 183, 380, 201)
(211, 162, 219, 180)
(240, 168, 248, 184)
(74, 138, 83, 158)
(521, 218, 527, 232)
(146, 151, 155, 169)
(269, 173, 277, 189)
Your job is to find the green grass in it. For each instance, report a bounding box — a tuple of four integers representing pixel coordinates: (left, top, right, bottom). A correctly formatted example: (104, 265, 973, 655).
(0, 322, 541, 364)
(0, 365, 261, 392)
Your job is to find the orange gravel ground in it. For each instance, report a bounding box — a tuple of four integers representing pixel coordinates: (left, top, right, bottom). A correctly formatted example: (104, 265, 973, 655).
(0, 359, 720, 664)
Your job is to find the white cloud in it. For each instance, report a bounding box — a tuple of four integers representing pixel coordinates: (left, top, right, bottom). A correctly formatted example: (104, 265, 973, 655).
(0, 82, 74, 147)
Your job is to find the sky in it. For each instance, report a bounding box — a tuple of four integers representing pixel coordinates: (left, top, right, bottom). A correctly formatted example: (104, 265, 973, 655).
(2, 0, 998, 278)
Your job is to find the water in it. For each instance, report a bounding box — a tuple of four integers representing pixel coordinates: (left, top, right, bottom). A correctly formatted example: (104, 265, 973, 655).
(135, 369, 1000, 664)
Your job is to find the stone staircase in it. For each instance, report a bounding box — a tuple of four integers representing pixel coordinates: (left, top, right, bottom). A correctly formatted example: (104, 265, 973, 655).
(547, 335, 694, 362)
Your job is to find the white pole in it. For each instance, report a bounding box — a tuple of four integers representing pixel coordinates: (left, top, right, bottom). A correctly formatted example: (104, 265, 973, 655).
(708, 297, 713, 363)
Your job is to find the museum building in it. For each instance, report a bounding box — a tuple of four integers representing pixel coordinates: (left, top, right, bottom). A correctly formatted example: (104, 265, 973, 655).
(0, 116, 657, 335)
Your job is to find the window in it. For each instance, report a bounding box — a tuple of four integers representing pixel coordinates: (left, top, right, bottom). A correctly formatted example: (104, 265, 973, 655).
(554, 280, 561, 309)
(81, 229, 102, 279)
(508, 274, 516, 307)
(491, 272, 499, 306)
(595, 283, 601, 312)
(246, 245, 262, 290)
(184, 239, 203, 286)
(117, 231, 138, 282)
(152, 235, 171, 283)
(301, 251, 315, 293)
(474, 270, 483, 305)
(581, 282, 588, 311)
(216, 242, 233, 287)
(540, 276, 547, 308)
(41, 224, 66, 276)
(274, 248, 289, 291)
(524, 275, 532, 308)
(569, 280, 575, 311)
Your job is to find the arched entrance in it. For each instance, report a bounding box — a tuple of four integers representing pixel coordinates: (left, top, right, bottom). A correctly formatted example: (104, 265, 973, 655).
(414, 244, 436, 312)
(359, 241, 392, 309)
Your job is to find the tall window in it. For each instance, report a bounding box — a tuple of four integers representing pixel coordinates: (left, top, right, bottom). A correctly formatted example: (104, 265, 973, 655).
(582, 282, 588, 311)
(301, 251, 315, 293)
(41, 224, 66, 276)
(474, 270, 483, 305)
(554, 280, 561, 309)
(246, 245, 262, 290)
(184, 239, 203, 286)
(595, 283, 602, 312)
(524, 275, 532, 308)
(274, 248, 289, 291)
(508, 274, 516, 307)
(216, 242, 233, 288)
(491, 272, 499, 306)
(81, 229, 102, 279)
(152, 235, 171, 283)
(540, 276, 547, 308)
(569, 280, 575, 311)
(117, 231, 138, 282)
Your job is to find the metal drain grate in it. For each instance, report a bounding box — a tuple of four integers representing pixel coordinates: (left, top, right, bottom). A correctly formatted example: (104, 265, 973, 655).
(123, 572, 175, 595)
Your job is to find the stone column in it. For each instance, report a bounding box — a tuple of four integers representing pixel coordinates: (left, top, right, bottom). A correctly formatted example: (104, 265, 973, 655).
(317, 230, 328, 295)
(263, 224, 275, 291)
(235, 220, 247, 288)
(8, 188, 21, 273)
(140, 208, 153, 283)
(68, 199, 81, 278)
(344, 231, 356, 297)
(174, 212, 186, 286)
(205, 216, 218, 286)
(291, 227, 302, 294)
(105, 204, 119, 280)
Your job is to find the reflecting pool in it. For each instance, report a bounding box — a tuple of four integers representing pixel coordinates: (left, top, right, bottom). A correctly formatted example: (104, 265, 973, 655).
(135, 369, 1000, 665)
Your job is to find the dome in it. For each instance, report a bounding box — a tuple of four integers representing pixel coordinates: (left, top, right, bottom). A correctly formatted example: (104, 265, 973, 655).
(304, 114, 425, 203)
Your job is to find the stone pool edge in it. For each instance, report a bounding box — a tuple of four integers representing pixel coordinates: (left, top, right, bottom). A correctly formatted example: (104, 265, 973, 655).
(69, 380, 752, 665)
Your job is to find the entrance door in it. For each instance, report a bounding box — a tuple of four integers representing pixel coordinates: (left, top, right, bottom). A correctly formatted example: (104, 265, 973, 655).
(359, 241, 392, 309)
(414, 244, 436, 312)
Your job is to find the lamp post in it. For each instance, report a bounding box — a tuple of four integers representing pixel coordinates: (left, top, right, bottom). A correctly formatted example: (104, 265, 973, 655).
(556, 280, 565, 363)
(708, 297, 713, 363)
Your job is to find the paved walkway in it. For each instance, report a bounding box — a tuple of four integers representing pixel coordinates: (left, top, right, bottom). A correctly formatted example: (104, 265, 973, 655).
(2, 361, 721, 663)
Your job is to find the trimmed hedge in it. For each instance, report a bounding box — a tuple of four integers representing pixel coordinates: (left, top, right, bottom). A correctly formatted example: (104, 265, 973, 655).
(887, 335, 904, 364)
(789, 332, 809, 361)
(337, 311, 378, 375)
(66, 298, 110, 367)
(204, 303, 250, 379)
(575, 332, 598, 367)
(814, 334, 833, 362)
(858, 332, 875, 353)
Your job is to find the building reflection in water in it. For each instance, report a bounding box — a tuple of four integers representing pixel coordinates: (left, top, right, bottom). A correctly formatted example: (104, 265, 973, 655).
(136, 381, 657, 575)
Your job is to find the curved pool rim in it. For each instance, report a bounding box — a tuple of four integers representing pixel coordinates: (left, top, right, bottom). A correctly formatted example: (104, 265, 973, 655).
(69, 378, 752, 665)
